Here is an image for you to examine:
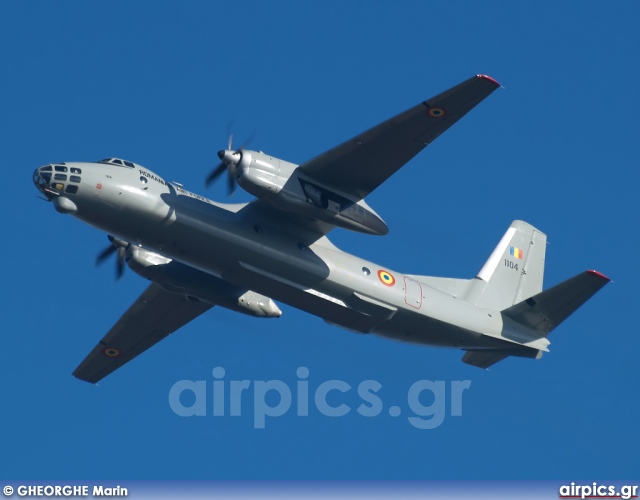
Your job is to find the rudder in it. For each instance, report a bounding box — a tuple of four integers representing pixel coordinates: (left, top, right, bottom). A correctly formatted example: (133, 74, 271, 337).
(462, 220, 546, 310)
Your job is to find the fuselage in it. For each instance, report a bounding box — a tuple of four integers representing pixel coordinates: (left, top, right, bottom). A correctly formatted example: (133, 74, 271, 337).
(32, 158, 524, 352)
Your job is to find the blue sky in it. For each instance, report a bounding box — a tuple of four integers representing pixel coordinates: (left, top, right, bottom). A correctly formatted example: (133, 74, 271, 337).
(1, 1, 637, 480)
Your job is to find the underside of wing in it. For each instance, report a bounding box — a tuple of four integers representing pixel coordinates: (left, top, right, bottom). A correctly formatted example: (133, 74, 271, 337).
(73, 283, 213, 384)
(299, 75, 501, 200)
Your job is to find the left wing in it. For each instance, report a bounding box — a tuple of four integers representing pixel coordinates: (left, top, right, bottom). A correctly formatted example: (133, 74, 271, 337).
(73, 283, 212, 383)
(299, 74, 501, 200)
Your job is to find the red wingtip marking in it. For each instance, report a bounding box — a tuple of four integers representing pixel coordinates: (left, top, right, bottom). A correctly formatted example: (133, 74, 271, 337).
(587, 270, 611, 281)
(477, 74, 501, 87)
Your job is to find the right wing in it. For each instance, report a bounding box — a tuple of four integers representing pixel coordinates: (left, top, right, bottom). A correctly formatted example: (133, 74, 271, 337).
(298, 74, 501, 200)
(73, 283, 213, 384)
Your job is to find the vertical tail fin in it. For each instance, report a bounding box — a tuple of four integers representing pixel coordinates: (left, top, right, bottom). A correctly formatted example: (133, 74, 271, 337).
(463, 220, 547, 310)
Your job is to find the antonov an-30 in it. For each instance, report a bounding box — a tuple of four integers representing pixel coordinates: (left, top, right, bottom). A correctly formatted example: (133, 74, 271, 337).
(33, 75, 609, 383)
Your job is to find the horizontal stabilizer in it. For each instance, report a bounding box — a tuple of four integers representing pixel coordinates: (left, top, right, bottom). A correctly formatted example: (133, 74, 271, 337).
(501, 270, 610, 335)
(462, 350, 510, 368)
(462, 346, 542, 369)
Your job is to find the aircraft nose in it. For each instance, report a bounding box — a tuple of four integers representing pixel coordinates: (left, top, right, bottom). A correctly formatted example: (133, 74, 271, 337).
(33, 166, 53, 198)
(33, 163, 86, 204)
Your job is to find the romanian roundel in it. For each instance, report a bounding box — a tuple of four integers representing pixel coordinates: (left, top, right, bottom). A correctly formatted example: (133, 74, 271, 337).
(103, 347, 121, 357)
(428, 107, 446, 118)
(377, 269, 396, 286)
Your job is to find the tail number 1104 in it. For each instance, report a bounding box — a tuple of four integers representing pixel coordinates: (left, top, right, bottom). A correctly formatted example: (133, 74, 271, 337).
(504, 259, 518, 271)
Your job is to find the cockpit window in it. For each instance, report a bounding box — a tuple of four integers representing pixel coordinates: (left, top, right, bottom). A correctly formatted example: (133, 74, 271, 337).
(33, 167, 57, 200)
(65, 185, 78, 194)
(54, 173, 67, 181)
(70, 167, 82, 174)
(55, 165, 68, 172)
(70, 175, 81, 183)
(98, 158, 136, 168)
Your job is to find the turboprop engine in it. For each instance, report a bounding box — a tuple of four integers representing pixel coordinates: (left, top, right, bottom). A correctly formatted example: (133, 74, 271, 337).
(210, 148, 388, 235)
(125, 246, 282, 318)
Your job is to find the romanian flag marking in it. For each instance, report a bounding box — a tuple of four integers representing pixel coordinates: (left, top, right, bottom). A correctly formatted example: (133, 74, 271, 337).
(510, 246, 523, 260)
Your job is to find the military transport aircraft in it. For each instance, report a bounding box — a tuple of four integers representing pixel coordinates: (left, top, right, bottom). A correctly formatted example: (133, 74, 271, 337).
(32, 75, 609, 383)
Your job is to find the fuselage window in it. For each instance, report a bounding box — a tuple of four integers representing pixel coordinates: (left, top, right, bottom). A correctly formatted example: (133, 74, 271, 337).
(54, 174, 67, 181)
(70, 167, 82, 174)
(70, 175, 81, 183)
(65, 185, 78, 194)
(55, 166, 68, 172)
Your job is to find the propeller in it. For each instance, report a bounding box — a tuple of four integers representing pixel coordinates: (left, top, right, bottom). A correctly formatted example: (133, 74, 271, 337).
(205, 132, 254, 195)
(96, 235, 128, 280)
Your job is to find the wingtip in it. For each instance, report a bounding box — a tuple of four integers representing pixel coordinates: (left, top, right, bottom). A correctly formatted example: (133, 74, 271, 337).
(587, 269, 611, 281)
(72, 370, 100, 385)
(477, 74, 502, 87)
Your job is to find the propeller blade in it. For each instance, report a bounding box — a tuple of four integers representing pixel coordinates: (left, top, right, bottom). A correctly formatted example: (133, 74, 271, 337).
(227, 165, 236, 195)
(116, 247, 126, 280)
(96, 235, 128, 280)
(96, 244, 117, 266)
(205, 130, 255, 195)
(205, 161, 228, 187)
(234, 131, 256, 154)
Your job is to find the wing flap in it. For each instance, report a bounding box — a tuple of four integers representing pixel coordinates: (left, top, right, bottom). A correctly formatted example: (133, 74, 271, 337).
(299, 75, 501, 200)
(501, 270, 610, 335)
(73, 283, 213, 383)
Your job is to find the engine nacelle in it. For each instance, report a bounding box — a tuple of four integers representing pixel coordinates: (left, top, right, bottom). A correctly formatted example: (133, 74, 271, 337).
(235, 151, 282, 199)
(236, 151, 388, 235)
(127, 247, 281, 318)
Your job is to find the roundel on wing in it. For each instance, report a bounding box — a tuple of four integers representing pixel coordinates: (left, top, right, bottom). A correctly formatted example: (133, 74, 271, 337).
(427, 107, 446, 118)
(103, 347, 121, 357)
(377, 269, 396, 286)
